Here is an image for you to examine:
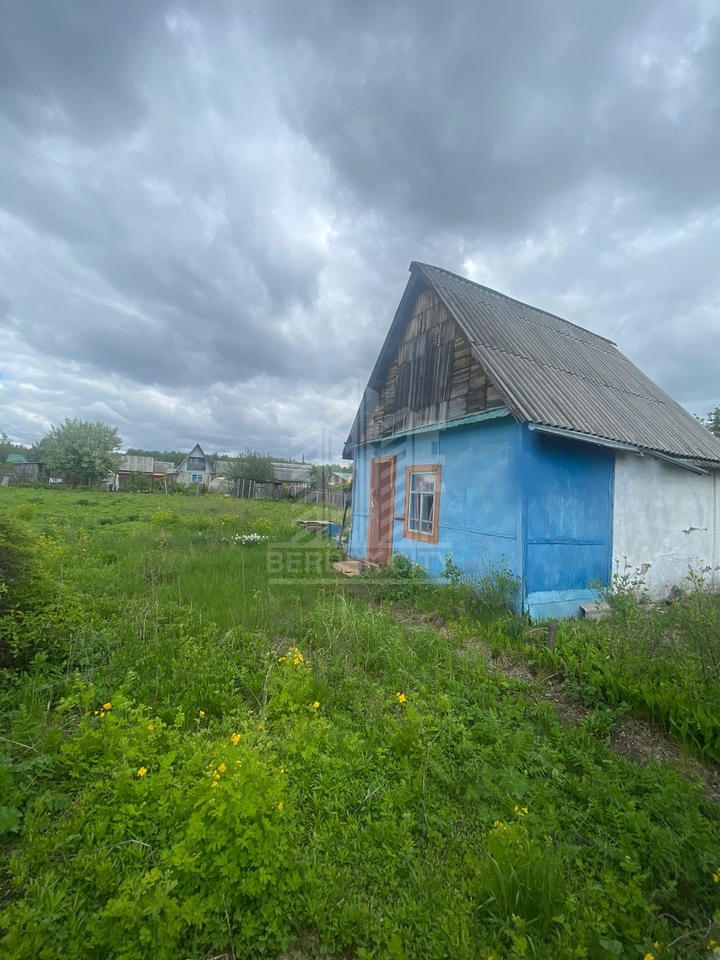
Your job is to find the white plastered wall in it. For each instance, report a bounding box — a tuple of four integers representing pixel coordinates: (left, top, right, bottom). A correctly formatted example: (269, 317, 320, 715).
(612, 452, 719, 598)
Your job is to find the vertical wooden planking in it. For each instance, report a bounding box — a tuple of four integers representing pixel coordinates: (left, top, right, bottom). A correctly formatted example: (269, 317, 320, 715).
(365, 287, 501, 443)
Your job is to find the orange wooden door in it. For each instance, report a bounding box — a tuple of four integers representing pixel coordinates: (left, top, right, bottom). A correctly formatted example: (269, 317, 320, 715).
(367, 456, 396, 564)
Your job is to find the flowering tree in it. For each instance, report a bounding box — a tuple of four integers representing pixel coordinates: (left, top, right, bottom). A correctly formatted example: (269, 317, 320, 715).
(39, 418, 122, 486)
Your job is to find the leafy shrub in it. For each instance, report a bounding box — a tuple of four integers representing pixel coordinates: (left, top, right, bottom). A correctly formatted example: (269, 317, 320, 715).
(1, 699, 300, 960)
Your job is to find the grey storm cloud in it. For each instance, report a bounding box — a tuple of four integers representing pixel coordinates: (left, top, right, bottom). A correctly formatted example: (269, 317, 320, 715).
(0, 0, 718, 456)
(256, 0, 720, 229)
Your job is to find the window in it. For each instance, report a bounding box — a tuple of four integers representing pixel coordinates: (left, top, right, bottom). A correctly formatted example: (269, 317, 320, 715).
(404, 465, 441, 543)
(190, 473, 204, 484)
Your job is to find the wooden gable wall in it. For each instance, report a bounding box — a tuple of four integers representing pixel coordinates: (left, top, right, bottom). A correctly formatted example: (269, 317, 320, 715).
(363, 286, 504, 443)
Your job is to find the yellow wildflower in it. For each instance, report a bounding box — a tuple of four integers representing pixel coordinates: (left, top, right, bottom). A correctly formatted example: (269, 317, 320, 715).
(312, 701, 320, 710)
(257, 724, 264, 730)
(396, 692, 407, 704)
(280, 768, 285, 774)
(708, 941, 717, 951)
(99, 711, 105, 718)
(103, 702, 112, 711)
(199, 710, 205, 717)
(217, 763, 227, 774)
(278, 656, 287, 662)
(231, 733, 241, 745)
(211, 781, 219, 788)
(137, 767, 147, 778)
(147, 723, 154, 731)
(713, 869, 720, 883)
(643, 954, 654, 960)
(277, 802, 283, 811)
(93, 710, 99, 716)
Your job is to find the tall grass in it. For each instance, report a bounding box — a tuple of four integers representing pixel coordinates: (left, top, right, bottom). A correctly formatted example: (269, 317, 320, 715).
(0, 487, 719, 959)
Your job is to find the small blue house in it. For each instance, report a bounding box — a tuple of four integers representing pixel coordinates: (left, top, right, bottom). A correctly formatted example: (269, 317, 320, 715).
(344, 262, 720, 618)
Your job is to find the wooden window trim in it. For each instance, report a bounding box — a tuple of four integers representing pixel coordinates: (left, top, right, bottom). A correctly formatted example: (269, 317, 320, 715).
(403, 464, 441, 544)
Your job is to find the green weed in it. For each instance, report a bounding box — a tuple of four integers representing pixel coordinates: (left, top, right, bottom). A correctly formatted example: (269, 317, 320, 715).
(0, 487, 718, 958)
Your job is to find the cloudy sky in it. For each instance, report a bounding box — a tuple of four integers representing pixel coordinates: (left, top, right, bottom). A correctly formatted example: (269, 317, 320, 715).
(1, 0, 719, 460)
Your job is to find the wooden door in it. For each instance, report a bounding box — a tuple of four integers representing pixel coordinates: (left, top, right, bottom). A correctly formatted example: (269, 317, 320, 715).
(367, 456, 396, 564)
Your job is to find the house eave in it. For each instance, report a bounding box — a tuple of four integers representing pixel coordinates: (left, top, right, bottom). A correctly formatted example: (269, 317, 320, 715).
(527, 423, 712, 475)
(345, 406, 513, 457)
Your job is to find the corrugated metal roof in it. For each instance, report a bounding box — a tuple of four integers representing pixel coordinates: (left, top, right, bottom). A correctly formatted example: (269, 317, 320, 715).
(410, 262, 720, 464)
(272, 462, 312, 482)
(120, 455, 155, 473)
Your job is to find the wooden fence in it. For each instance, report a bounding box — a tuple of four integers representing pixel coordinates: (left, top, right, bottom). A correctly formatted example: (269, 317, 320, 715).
(230, 479, 347, 507)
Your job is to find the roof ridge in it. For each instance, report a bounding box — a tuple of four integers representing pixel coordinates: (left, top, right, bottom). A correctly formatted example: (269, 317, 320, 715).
(412, 261, 618, 347)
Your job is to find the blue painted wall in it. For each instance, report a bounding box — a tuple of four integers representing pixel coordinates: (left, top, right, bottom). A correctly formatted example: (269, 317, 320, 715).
(348, 416, 614, 619)
(522, 426, 613, 619)
(349, 412, 522, 581)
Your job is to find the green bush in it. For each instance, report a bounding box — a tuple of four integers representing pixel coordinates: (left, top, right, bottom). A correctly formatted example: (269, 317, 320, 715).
(1, 697, 300, 959)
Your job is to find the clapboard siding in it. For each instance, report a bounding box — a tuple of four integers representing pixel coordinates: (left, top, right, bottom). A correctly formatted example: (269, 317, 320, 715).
(363, 287, 502, 442)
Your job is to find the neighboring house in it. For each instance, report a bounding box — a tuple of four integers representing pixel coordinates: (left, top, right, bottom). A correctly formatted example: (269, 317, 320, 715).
(114, 455, 172, 491)
(118, 455, 155, 477)
(171, 444, 227, 487)
(344, 261, 720, 619)
(11, 461, 46, 483)
(7, 454, 27, 464)
(329, 471, 353, 486)
(271, 462, 312, 495)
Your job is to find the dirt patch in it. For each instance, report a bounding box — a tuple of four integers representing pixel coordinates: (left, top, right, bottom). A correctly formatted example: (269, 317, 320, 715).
(457, 634, 720, 802)
(388, 611, 720, 802)
(535, 677, 591, 727)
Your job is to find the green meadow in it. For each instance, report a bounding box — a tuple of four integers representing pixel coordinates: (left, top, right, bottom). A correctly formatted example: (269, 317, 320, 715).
(1, 487, 719, 960)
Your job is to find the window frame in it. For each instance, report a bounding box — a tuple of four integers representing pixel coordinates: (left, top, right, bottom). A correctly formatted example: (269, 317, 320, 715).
(403, 464, 441, 544)
(190, 472, 204, 484)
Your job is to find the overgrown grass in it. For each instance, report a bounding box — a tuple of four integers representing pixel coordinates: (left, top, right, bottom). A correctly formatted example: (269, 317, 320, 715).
(474, 567, 720, 762)
(1, 488, 719, 959)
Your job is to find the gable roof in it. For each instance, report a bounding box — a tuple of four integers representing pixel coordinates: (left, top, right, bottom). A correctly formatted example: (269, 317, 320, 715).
(175, 444, 209, 473)
(345, 262, 720, 465)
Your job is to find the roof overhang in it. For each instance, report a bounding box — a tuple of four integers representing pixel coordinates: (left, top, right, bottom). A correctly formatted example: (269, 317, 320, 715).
(528, 423, 711, 475)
